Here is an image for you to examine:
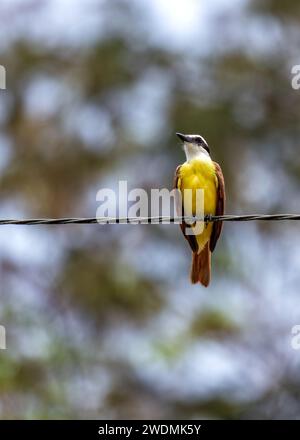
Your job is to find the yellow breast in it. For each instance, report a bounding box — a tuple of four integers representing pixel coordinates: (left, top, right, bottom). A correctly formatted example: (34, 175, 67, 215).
(178, 157, 218, 252)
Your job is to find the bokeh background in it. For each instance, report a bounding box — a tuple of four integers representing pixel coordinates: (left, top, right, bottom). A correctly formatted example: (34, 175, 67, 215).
(1, 0, 300, 419)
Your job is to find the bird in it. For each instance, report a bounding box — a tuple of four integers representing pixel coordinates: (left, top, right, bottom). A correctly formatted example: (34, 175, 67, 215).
(174, 133, 225, 287)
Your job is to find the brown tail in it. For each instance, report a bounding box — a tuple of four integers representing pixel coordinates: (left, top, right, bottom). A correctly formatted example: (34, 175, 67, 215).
(190, 243, 211, 287)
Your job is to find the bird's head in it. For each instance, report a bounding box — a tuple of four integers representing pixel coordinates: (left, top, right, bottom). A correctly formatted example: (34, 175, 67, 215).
(176, 132, 210, 160)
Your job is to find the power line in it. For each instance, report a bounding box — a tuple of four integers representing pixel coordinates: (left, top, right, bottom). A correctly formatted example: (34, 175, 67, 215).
(0, 214, 300, 225)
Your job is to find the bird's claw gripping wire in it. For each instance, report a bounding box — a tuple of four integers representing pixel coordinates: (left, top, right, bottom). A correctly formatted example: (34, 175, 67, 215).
(204, 214, 212, 227)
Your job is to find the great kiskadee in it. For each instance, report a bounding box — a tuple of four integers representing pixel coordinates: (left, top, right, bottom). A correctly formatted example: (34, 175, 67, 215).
(174, 133, 225, 287)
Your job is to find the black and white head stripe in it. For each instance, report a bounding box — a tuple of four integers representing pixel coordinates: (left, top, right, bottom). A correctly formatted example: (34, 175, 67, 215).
(176, 132, 210, 154)
(187, 134, 208, 145)
(186, 134, 210, 154)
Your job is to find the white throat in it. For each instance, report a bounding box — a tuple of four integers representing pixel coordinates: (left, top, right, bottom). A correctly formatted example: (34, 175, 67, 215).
(184, 143, 211, 163)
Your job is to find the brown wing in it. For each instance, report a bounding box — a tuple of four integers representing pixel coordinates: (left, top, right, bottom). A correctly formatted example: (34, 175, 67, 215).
(210, 161, 225, 252)
(174, 165, 198, 253)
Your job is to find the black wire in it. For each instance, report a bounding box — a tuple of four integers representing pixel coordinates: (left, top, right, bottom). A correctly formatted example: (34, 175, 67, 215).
(0, 214, 300, 225)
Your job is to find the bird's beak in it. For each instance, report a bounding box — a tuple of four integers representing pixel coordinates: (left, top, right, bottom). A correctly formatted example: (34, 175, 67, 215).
(176, 132, 189, 142)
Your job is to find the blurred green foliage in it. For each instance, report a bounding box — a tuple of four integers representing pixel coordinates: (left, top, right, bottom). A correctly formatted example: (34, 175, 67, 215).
(0, 0, 300, 420)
